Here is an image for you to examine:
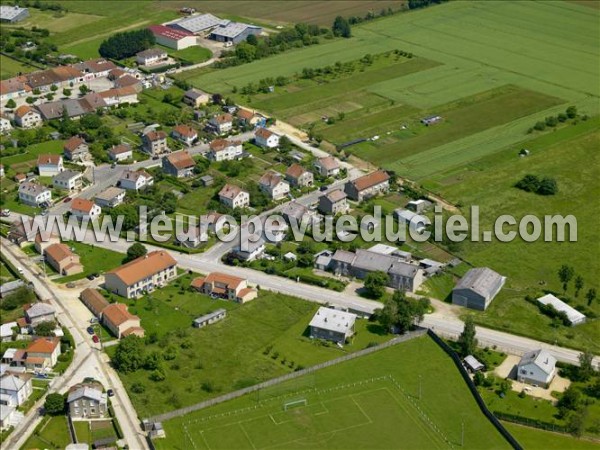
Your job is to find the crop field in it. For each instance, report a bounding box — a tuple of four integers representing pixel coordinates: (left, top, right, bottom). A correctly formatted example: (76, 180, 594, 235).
(183, 1, 598, 180)
(154, 336, 510, 450)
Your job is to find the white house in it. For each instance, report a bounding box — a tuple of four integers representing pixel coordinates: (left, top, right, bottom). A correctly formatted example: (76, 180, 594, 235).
(208, 114, 233, 135)
(108, 144, 133, 162)
(18, 182, 51, 206)
(517, 349, 557, 388)
(135, 48, 168, 66)
(52, 170, 83, 192)
(37, 154, 64, 177)
(14, 106, 42, 129)
(207, 139, 243, 161)
(94, 187, 126, 208)
(0, 373, 33, 406)
(119, 170, 154, 191)
(171, 125, 197, 147)
(315, 156, 340, 178)
(259, 171, 290, 200)
(0, 116, 12, 134)
(309, 307, 356, 344)
(218, 184, 249, 209)
(254, 127, 280, 149)
(70, 198, 101, 220)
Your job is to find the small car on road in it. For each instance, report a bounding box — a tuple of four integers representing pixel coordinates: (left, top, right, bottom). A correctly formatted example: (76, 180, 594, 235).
(92, 335, 99, 343)
(86, 327, 95, 335)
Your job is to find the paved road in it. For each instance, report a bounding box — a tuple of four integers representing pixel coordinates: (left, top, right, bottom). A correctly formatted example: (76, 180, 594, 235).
(0, 238, 149, 450)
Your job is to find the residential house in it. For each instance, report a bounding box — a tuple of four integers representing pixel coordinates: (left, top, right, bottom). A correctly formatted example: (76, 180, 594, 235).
(281, 201, 310, 225)
(94, 187, 126, 208)
(254, 127, 280, 149)
(14, 173, 26, 183)
(70, 198, 101, 220)
(182, 88, 210, 107)
(193, 309, 226, 328)
(108, 143, 132, 162)
(452, 267, 506, 311)
(102, 303, 144, 338)
(37, 154, 64, 177)
(285, 163, 313, 188)
(218, 184, 249, 209)
(0, 282, 25, 300)
(0, 322, 17, 342)
(0, 116, 12, 134)
(63, 136, 90, 162)
(208, 113, 233, 135)
(517, 349, 557, 388)
(80, 288, 109, 319)
(259, 171, 290, 200)
(67, 381, 108, 419)
(141, 130, 168, 155)
(318, 189, 348, 215)
(314, 156, 340, 178)
(24, 337, 61, 370)
(44, 243, 83, 276)
(18, 182, 51, 206)
(200, 175, 213, 186)
(135, 48, 168, 66)
(200, 211, 226, 234)
(388, 261, 424, 292)
(406, 199, 433, 214)
(207, 139, 243, 161)
(14, 105, 42, 129)
(537, 294, 586, 326)
(53, 170, 83, 192)
(191, 272, 257, 303)
(236, 108, 259, 126)
(34, 228, 59, 254)
(0, 77, 29, 104)
(99, 86, 138, 106)
(176, 225, 208, 249)
(73, 58, 117, 79)
(344, 170, 390, 202)
(24, 303, 56, 327)
(104, 250, 177, 299)
(148, 25, 197, 50)
(162, 150, 196, 178)
(119, 170, 154, 191)
(232, 239, 265, 262)
(171, 125, 197, 147)
(0, 373, 32, 406)
(309, 307, 356, 344)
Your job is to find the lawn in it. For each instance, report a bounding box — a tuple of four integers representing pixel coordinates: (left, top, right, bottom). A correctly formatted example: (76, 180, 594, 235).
(182, 0, 598, 179)
(55, 241, 125, 283)
(435, 120, 600, 352)
(0, 140, 65, 167)
(21, 415, 72, 450)
(168, 46, 212, 65)
(154, 335, 511, 450)
(0, 55, 39, 80)
(106, 273, 394, 416)
(503, 423, 600, 450)
(73, 419, 118, 445)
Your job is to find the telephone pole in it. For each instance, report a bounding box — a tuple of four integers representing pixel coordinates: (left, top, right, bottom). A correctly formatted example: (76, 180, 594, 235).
(461, 421, 465, 447)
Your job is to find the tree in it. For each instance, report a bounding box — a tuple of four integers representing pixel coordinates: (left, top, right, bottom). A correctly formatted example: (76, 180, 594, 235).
(557, 386, 581, 418)
(578, 350, 594, 382)
(109, 204, 138, 231)
(574, 276, 584, 297)
(246, 34, 258, 46)
(62, 88, 71, 97)
(99, 28, 155, 59)
(586, 288, 597, 306)
(332, 16, 352, 38)
(44, 393, 66, 415)
(473, 371, 486, 386)
(79, 84, 89, 95)
(566, 105, 578, 119)
(50, 84, 58, 92)
(537, 177, 558, 195)
(235, 42, 256, 62)
(558, 265, 575, 293)
(26, 96, 35, 104)
(458, 316, 477, 356)
(375, 291, 429, 334)
(515, 174, 540, 192)
(364, 271, 388, 299)
(124, 243, 147, 263)
(113, 335, 146, 373)
(5, 99, 16, 109)
(34, 321, 56, 336)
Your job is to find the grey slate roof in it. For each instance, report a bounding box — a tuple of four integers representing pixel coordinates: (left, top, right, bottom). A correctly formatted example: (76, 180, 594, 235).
(352, 249, 395, 273)
(25, 302, 55, 319)
(331, 249, 356, 265)
(53, 170, 81, 182)
(194, 308, 226, 325)
(518, 349, 556, 375)
(388, 261, 420, 277)
(67, 386, 104, 403)
(455, 267, 505, 299)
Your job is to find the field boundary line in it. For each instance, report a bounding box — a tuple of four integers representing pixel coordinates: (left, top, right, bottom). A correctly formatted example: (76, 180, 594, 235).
(147, 329, 426, 423)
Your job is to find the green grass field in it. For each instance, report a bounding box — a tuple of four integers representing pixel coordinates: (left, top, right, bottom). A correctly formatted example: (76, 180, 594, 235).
(503, 423, 600, 450)
(56, 241, 125, 283)
(22, 415, 71, 450)
(0, 55, 40, 80)
(154, 336, 511, 450)
(181, 1, 598, 180)
(108, 274, 394, 416)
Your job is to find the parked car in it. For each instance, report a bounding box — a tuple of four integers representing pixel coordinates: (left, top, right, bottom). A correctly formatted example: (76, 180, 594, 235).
(92, 335, 99, 343)
(319, 185, 328, 192)
(107, 389, 114, 397)
(86, 327, 94, 335)
(90, 317, 98, 324)
(86, 274, 95, 280)
(63, 197, 72, 203)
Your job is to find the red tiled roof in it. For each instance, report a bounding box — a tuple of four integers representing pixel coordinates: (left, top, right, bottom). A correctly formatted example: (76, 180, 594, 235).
(148, 24, 193, 40)
(351, 170, 390, 191)
(286, 163, 307, 179)
(218, 184, 245, 200)
(255, 127, 274, 139)
(102, 303, 139, 327)
(37, 154, 61, 165)
(44, 243, 75, 263)
(64, 136, 86, 152)
(106, 250, 176, 286)
(71, 198, 96, 214)
(27, 337, 59, 354)
(172, 125, 197, 138)
(165, 151, 195, 169)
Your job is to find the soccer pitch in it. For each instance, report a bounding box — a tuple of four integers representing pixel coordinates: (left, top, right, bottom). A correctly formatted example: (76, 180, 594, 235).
(182, 377, 449, 450)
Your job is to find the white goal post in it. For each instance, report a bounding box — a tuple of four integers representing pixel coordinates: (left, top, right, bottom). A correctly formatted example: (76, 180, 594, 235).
(283, 398, 307, 411)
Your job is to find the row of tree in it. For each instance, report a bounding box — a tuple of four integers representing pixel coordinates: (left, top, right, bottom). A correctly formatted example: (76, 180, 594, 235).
(515, 174, 558, 196)
(99, 28, 155, 60)
(557, 264, 596, 305)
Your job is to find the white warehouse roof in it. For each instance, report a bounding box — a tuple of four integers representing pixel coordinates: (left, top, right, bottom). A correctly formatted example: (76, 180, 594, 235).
(537, 294, 586, 325)
(309, 307, 356, 335)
